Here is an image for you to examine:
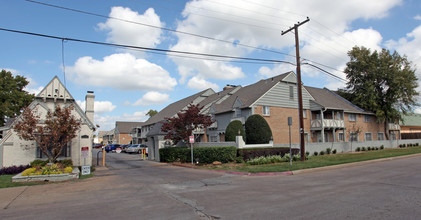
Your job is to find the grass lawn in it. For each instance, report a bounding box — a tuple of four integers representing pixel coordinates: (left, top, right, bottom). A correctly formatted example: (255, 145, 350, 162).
(199, 147, 421, 173)
(0, 175, 48, 188)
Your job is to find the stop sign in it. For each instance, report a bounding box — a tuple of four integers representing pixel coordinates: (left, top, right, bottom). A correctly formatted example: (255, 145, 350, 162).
(116, 147, 122, 153)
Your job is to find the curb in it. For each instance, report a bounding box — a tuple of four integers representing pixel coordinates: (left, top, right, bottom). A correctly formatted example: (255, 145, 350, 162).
(169, 153, 421, 177)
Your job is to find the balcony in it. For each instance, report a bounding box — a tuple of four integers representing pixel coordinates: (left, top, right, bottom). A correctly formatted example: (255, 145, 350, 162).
(388, 123, 401, 131)
(311, 119, 345, 130)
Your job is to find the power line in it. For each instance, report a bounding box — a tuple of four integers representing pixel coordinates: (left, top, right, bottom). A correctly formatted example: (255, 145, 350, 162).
(24, 0, 293, 58)
(0, 27, 295, 65)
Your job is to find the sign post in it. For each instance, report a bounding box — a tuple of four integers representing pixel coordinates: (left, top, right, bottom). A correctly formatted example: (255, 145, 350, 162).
(189, 135, 194, 165)
(81, 147, 90, 175)
(288, 117, 293, 166)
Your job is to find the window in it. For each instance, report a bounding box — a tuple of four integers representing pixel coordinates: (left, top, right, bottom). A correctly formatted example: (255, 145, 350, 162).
(336, 112, 344, 120)
(303, 110, 307, 118)
(235, 108, 242, 117)
(364, 115, 372, 122)
(289, 86, 294, 99)
(365, 133, 372, 141)
(263, 106, 270, 116)
(338, 133, 344, 141)
(349, 132, 358, 142)
(304, 133, 309, 143)
(348, 113, 357, 122)
(377, 132, 385, 140)
(210, 136, 218, 142)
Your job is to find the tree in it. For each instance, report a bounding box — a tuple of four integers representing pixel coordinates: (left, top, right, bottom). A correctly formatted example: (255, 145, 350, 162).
(146, 109, 158, 118)
(0, 69, 34, 126)
(225, 120, 245, 142)
(161, 104, 213, 145)
(14, 105, 81, 163)
(245, 114, 272, 144)
(342, 46, 419, 139)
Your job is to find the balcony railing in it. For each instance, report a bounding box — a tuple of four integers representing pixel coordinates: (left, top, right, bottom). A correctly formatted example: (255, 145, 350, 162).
(311, 119, 345, 129)
(388, 123, 401, 130)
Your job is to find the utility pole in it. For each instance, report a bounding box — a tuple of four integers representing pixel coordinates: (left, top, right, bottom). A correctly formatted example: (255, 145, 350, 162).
(282, 17, 310, 161)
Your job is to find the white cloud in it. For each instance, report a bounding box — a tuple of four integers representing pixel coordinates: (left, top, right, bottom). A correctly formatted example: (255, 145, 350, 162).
(67, 53, 177, 91)
(76, 100, 116, 114)
(132, 91, 170, 106)
(414, 15, 421, 21)
(98, 7, 164, 50)
(95, 110, 149, 131)
(385, 25, 421, 91)
(170, 0, 400, 88)
(187, 76, 219, 91)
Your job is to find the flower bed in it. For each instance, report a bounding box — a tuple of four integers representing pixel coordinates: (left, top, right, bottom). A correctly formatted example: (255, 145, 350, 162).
(12, 164, 79, 183)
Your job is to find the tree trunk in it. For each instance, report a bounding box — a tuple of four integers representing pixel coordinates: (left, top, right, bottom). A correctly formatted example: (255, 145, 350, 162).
(384, 118, 389, 140)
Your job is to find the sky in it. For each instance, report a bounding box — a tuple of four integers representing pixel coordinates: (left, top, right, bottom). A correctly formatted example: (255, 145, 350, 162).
(1, 0, 421, 132)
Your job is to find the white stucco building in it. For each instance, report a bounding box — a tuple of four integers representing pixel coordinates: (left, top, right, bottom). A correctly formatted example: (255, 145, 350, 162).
(0, 76, 95, 168)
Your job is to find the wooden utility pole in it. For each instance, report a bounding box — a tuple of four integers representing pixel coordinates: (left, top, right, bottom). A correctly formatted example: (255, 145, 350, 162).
(282, 17, 310, 161)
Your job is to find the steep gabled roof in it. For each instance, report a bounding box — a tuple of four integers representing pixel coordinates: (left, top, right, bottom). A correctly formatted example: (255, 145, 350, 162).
(37, 76, 74, 101)
(115, 121, 144, 134)
(305, 86, 366, 113)
(214, 72, 291, 114)
(144, 88, 215, 126)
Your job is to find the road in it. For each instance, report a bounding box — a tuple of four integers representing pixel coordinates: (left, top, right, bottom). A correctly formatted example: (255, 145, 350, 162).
(1, 150, 421, 219)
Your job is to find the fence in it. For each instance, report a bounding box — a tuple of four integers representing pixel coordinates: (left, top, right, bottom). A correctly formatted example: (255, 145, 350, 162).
(193, 136, 421, 155)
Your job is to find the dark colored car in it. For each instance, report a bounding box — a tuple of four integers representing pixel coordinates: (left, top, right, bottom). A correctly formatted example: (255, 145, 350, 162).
(93, 144, 103, 148)
(105, 144, 121, 153)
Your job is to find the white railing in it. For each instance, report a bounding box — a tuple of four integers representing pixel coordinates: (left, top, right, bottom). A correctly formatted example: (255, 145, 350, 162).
(311, 119, 345, 129)
(389, 123, 401, 130)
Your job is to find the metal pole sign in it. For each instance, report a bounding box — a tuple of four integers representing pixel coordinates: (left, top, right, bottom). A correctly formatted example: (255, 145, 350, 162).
(189, 135, 194, 165)
(288, 117, 292, 166)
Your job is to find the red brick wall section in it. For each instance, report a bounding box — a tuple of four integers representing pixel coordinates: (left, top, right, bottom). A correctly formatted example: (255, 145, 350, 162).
(255, 106, 311, 144)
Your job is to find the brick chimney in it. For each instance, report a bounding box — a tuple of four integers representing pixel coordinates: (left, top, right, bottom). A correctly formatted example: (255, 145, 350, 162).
(85, 91, 95, 123)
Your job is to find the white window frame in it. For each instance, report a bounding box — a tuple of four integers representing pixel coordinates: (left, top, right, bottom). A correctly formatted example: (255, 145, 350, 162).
(348, 113, 357, 122)
(289, 86, 294, 100)
(303, 110, 307, 118)
(338, 132, 344, 142)
(365, 132, 372, 141)
(377, 132, 385, 140)
(263, 106, 270, 116)
(364, 115, 372, 122)
(349, 132, 358, 142)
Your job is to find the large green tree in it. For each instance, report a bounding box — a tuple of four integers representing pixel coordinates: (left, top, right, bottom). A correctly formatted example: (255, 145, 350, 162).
(341, 46, 419, 139)
(0, 69, 34, 126)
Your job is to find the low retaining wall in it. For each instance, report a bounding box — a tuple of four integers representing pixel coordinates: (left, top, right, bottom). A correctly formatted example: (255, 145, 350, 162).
(12, 168, 80, 183)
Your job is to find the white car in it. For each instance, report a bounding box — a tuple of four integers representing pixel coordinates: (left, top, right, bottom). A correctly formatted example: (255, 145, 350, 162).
(126, 144, 148, 155)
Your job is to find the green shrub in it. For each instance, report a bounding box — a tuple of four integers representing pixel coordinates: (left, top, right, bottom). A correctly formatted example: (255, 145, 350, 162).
(159, 146, 237, 164)
(326, 148, 331, 154)
(246, 155, 284, 165)
(30, 159, 48, 167)
(367, 147, 371, 151)
(225, 120, 246, 142)
(361, 147, 366, 151)
(238, 147, 299, 161)
(305, 151, 310, 157)
(375, 147, 379, 150)
(416, 143, 419, 146)
(235, 156, 244, 163)
(356, 147, 361, 152)
(332, 149, 337, 154)
(245, 114, 273, 144)
(313, 151, 318, 156)
(320, 151, 325, 155)
(57, 159, 73, 167)
(380, 145, 384, 150)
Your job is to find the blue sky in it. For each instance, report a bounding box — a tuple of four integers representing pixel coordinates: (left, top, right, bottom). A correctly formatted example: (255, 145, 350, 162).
(1, 0, 421, 131)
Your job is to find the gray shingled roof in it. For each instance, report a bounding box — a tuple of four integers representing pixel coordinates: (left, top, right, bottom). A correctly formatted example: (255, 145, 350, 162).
(143, 88, 215, 126)
(214, 72, 290, 114)
(115, 121, 144, 134)
(305, 86, 366, 113)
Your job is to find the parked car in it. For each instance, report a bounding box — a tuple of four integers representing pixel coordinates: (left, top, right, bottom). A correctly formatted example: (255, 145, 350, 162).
(126, 144, 148, 155)
(93, 144, 103, 148)
(104, 144, 121, 153)
(120, 144, 130, 152)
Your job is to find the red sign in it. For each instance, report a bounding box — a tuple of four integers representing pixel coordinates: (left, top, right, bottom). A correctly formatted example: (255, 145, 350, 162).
(189, 136, 194, 143)
(81, 147, 89, 158)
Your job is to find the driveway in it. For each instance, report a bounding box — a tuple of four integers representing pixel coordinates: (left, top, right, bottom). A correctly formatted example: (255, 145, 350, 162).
(1, 150, 420, 219)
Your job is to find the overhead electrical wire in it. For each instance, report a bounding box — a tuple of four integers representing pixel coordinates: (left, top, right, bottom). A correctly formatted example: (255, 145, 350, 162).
(24, 0, 293, 58)
(0, 27, 295, 66)
(21, 0, 349, 83)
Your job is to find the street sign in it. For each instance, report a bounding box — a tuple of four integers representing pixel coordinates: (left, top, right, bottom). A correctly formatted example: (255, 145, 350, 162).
(82, 166, 91, 175)
(189, 136, 194, 143)
(116, 147, 122, 153)
(81, 147, 89, 158)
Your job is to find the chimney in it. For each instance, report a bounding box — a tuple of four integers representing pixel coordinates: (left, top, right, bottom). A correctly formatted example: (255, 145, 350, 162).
(85, 91, 95, 124)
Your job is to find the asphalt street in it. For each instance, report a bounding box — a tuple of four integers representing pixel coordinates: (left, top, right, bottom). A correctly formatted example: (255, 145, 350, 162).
(1, 149, 420, 219)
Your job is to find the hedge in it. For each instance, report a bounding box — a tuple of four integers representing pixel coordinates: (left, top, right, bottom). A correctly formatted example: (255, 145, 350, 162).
(238, 147, 300, 161)
(159, 146, 237, 163)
